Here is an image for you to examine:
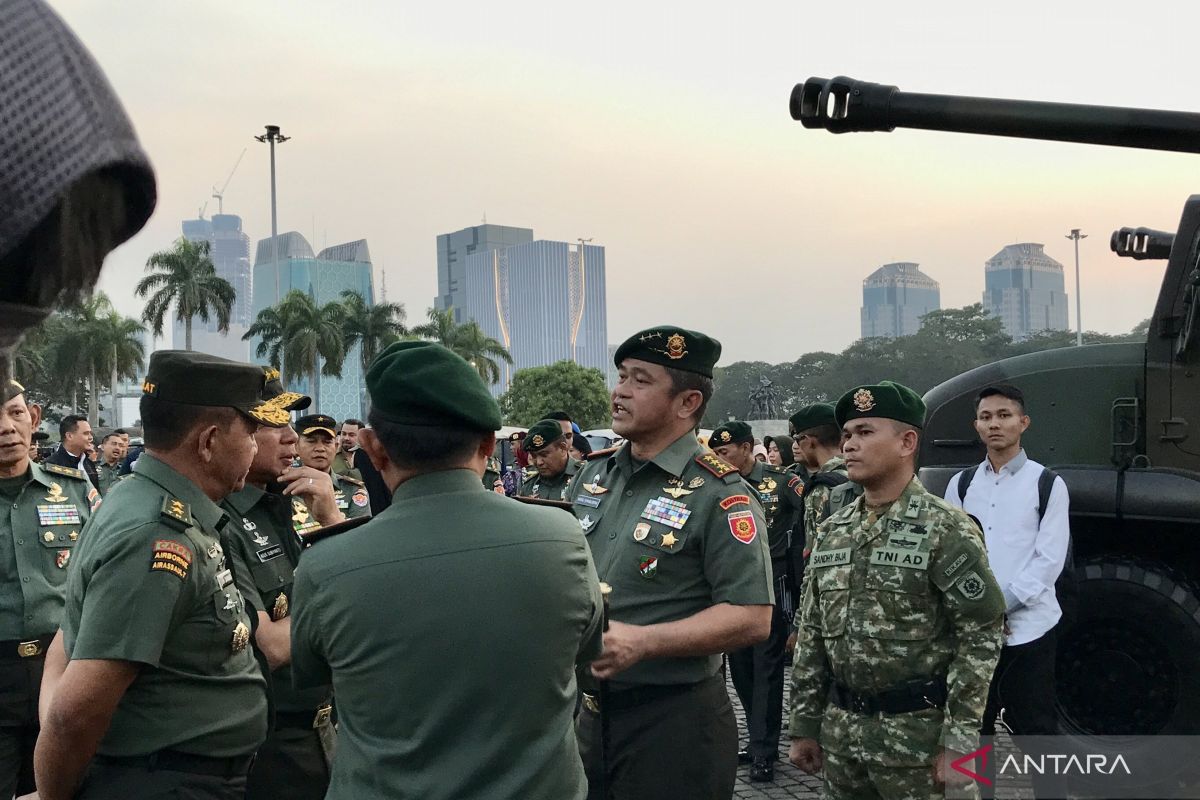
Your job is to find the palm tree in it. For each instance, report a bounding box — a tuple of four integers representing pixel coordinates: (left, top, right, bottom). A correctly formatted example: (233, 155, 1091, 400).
(452, 320, 513, 385)
(246, 291, 345, 410)
(52, 294, 141, 426)
(244, 305, 288, 376)
(136, 238, 236, 350)
(94, 311, 145, 426)
(411, 307, 459, 347)
(340, 289, 406, 373)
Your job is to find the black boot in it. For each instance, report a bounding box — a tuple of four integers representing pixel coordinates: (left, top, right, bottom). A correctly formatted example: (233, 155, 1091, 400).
(749, 757, 774, 782)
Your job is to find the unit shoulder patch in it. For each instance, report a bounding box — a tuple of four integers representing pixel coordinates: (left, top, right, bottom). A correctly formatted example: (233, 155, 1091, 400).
(42, 463, 87, 480)
(160, 497, 191, 530)
(150, 538, 193, 581)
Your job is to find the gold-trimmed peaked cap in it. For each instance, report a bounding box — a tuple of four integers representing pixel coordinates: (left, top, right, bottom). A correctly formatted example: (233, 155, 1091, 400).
(142, 351, 289, 427)
(260, 366, 311, 413)
(834, 381, 926, 429)
(613, 325, 721, 378)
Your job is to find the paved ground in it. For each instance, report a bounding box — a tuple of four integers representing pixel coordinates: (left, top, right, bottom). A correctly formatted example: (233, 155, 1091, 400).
(728, 675, 1035, 799)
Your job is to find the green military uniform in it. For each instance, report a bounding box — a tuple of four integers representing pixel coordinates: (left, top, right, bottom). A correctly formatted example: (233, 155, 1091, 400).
(330, 472, 371, 519)
(95, 459, 124, 496)
(0, 444, 97, 799)
(804, 454, 848, 541)
(483, 455, 501, 490)
(789, 383, 1004, 800)
(518, 418, 583, 501)
(568, 327, 774, 800)
(59, 351, 287, 798)
(330, 450, 362, 481)
(291, 340, 603, 800)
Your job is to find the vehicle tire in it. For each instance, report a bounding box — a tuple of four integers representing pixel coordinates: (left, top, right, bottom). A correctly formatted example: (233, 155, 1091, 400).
(1055, 556, 1200, 736)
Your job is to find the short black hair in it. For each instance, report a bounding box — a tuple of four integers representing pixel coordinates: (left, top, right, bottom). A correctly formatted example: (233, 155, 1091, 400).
(340, 418, 364, 431)
(571, 432, 593, 456)
(114, 428, 127, 436)
(367, 408, 488, 471)
(140, 396, 238, 450)
(975, 384, 1025, 413)
(807, 423, 842, 449)
(59, 414, 86, 439)
(664, 367, 714, 425)
(543, 410, 572, 422)
(100, 431, 121, 445)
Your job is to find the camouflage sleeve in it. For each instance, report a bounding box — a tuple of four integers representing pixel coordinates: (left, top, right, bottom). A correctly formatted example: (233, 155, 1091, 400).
(788, 521, 832, 740)
(802, 485, 832, 552)
(928, 512, 1005, 753)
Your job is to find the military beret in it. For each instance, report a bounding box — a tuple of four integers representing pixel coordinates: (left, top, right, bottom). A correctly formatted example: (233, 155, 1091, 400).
(613, 325, 721, 379)
(260, 367, 311, 413)
(789, 403, 837, 434)
(142, 351, 289, 427)
(366, 341, 502, 432)
(835, 381, 926, 429)
(2, 379, 24, 404)
(524, 419, 566, 453)
(709, 421, 753, 448)
(295, 414, 337, 438)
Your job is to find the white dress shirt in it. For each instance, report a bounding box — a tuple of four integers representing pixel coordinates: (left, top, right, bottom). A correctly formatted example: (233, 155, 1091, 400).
(944, 450, 1070, 646)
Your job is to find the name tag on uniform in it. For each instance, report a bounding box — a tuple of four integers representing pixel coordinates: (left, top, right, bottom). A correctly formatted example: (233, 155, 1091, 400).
(335, 492, 349, 510)
(809, 547, 851, 568)
(576, 495, 601, 508)
(215, 568, 233, 588)
(256, 545, 284, 563)
(37, 504, 81, 526)
(870, 547, 928, 570)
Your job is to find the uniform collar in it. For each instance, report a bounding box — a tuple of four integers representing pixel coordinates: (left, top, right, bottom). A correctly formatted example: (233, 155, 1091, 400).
(134, 452, 230, 533)
(390, 468, 484, 503)
(820, 455, 846, 473)
(615, 431, 699, 479)
(223, 483, 268, 516)
(28, 462, 60, 488)
(564, 458, 581, 477)
(984, 448, 1028, 475)
(746, 459, 767, 484)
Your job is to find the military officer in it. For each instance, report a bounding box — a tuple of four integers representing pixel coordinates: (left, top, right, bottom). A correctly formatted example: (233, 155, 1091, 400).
(788, 382, 1005, 799)
(566, 325, 775, 800)
(790, 403, 852, 553)
(220, 372, 343, 800)
(94, 431, 126, 495)
(709, 420, 804, 782)
(35, 352, 277, 799)
(518, 418, 583, 501)
(0, 379, 98, 798)
(294, 413, 371, 520)
(291, 341, 603, 799)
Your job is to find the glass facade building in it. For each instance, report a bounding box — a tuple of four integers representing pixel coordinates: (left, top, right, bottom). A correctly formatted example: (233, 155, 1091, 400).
(461, 240, 608, 396)
(860, 262, 941, 339)
(435, 224, 533, 323)
(983, 243, 1069, 339)
(251, 233, 375, 420)
(176, 213, 253, 360)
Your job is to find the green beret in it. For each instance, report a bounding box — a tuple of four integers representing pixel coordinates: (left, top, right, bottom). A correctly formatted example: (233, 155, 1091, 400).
(789, 403, 836, 434)
(366, 341, 502, 432)
(709, 420, 753, 447)
(143, 351, 289, 427)
(2, 378, 24, 404)
(524, 419, 566, 453)
(613, 325, 721, 378)
(835, 381, 926, 429)
(295, 414, 337, 438)
(260, 366, 311, 412)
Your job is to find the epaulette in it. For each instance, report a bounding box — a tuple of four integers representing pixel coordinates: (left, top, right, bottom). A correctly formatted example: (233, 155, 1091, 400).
(514, 496, 576, 513)
(42, 463, 86, 480)
(339, 475, 364, 487)
(587, 446, 620, 461)
(160, 496, 191, 531)
(300, 515, 372, 548)
(696, 452, 736, 478)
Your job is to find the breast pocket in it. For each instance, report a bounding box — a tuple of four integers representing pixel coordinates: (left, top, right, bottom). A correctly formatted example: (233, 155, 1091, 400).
(814, 565, 851, 637)
(864, 564, 935, 640)
(39, 528, 80, 584)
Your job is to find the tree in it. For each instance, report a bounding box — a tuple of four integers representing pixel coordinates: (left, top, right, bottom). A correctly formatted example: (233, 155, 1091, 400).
(452, 321, 513, 385)
(917, 303, 1011, 356)
(340, 289, 406, 373)
(246, 291, 345, 410)
(94, 310, 146, 427)
(136, 238, 236, 350)
(499, 361, 611, 430)
(411, 307, 458, 347)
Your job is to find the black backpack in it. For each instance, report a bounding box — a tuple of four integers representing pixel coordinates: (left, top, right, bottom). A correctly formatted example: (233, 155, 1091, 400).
(786, 471, 853, 597)
(955, 465, 1077, 623)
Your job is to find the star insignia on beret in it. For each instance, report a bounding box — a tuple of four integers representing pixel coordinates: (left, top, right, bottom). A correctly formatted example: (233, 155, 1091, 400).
(853, 388, 876, 412)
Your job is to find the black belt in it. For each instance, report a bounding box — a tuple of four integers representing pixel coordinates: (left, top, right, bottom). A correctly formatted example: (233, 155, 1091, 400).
(829, 676, 947, 716)
(274, 703, 332, 730)
(581, 677, 710, 715)
(0, 634, 54, 660)
(94, 750, 255, 779)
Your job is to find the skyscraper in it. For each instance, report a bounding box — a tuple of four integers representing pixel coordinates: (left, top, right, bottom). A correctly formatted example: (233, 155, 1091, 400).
(983, 243, 1069, 340)
(461, 239, 608, 396)
(860, 262, 941, 339)
(435, 224, 533, 322)
(176, 213, 253, 360)
(251, 232, 375, 419)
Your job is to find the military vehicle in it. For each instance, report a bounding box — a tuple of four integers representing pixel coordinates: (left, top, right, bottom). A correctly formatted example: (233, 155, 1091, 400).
(792, 77, 1200, 738)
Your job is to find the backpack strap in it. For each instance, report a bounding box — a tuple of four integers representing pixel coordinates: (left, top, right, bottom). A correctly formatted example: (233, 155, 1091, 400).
(956, 466, 976, 505)
(1037, 467, 1058, 521)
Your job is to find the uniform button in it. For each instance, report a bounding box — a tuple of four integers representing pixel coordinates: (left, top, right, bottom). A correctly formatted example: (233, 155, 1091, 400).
(609, 532, 616, 539)
(16, 539, 22, 545)
(21, 577, 29, 583)
(624, 490, 634, 497)
(25, 614, 32, 621)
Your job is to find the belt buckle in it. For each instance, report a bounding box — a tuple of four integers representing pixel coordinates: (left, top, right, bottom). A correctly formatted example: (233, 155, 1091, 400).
(312, 704, 332, 729)
(582, 693, 600, 715)
(17, 640, 41, 658)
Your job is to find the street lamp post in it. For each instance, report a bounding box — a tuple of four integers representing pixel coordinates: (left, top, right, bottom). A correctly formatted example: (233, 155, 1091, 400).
(254, 125, 291, 301)
(1066, 228, 1087, 346)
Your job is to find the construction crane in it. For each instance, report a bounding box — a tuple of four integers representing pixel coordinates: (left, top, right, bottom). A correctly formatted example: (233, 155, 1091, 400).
(211, 148, 247, 214)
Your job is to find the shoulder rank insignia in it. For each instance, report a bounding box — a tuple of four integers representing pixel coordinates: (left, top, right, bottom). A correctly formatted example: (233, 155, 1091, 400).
(586, 446, 620, 461)
(160, 497, 191, 529)
(340, 475, 364, 487)
(696, 453, 735, 478)
(42, 463, 85, 480)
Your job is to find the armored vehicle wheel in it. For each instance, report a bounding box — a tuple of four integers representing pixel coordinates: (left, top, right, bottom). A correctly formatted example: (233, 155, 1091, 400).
(1055, 557, 1200, 735)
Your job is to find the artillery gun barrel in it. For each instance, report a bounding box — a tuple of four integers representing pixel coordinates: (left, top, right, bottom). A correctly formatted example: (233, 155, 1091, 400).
(791, 76, 1200, 154)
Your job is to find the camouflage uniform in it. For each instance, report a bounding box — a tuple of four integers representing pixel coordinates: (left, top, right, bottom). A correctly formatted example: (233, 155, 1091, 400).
(789, 478, 1004, 799)
(802, 455, 849, 549)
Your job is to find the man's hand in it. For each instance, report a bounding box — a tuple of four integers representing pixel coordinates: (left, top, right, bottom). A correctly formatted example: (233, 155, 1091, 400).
(932, 748, 973, 787)
(589, 621, 648, 680)
(279, 466, 345, 525)
(492, 480, 506, 495)
(785, 629, 797, 654)
(789, 738, 823, 774)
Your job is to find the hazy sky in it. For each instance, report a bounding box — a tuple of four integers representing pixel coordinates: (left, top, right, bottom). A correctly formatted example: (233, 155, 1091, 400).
(48, 0, 1200, 364)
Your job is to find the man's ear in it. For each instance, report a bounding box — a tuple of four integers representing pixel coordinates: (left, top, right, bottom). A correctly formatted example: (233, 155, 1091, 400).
(358, 428, 390, 473)
(196, 424, 221, 464)
(478, 432, 497, 460)
(28, 403, 42, 431)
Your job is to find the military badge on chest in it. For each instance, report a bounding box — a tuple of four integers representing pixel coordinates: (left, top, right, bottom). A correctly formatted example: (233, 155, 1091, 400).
(273, 592, 289, 620)
(641, 496, 691, 530)
(292, 499, 320, 536)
